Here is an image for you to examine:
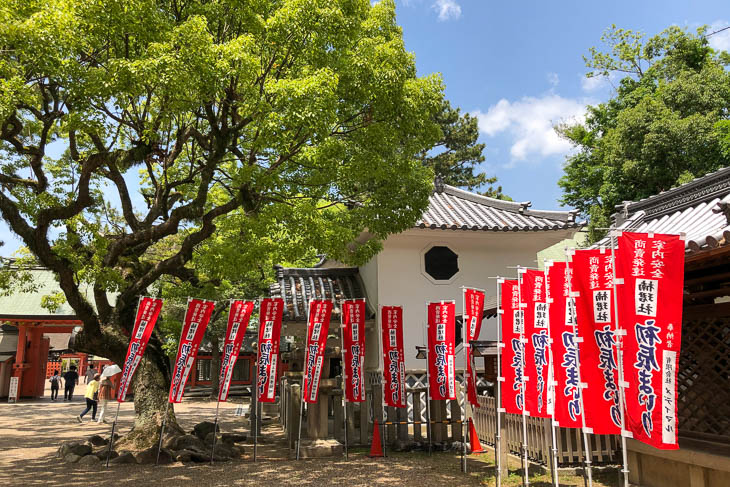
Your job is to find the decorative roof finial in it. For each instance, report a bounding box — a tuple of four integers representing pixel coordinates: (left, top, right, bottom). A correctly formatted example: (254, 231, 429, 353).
(434, 175, 445, 194)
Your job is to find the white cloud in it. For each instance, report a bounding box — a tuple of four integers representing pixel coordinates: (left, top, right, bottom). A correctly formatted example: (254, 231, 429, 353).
(432, 0, 461, 21)
(547, 72, 559, 87)
(581, 74, 607, 92)
(473, 94, 590, 163)
(708, 20, 730, 52)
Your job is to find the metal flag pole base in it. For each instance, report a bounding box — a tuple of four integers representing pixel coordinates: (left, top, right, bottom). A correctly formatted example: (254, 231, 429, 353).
(343, 399, 349, 460)
(105, 402, 122, 468)
(495, 433, 502, 487)
(253, 399, 260, 462)
(156, 402, 171, 465)
(549, 420, 559, 487)
(210, 398, 221, 465)
(296, 393, 304, 460)
(579, 427, 594, 487)
(382, 409, 387, 458)
(520, 442, 530, 487)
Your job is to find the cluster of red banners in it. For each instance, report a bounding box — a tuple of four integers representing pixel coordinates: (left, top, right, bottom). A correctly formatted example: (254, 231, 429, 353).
(499, 231, 684, 450)
(117, 297, 287, 407)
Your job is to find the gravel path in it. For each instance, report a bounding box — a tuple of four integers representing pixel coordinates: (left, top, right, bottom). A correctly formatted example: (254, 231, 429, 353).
(0, 383, 491, 486)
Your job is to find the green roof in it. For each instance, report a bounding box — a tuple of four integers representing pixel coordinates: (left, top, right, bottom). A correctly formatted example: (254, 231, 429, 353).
(537, 230, 588, 269)
(0, 268, 114, 319)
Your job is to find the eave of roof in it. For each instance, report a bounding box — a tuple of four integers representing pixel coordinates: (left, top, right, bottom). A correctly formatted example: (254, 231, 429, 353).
(417, 184, 580, 232)
(604, 167, 730, 255)
(270, 265, 374, 322)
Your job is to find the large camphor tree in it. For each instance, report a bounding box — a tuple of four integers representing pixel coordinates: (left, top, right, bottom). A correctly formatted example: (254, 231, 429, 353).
(0, 0, 443, 446)
(558, 25, 730, 242)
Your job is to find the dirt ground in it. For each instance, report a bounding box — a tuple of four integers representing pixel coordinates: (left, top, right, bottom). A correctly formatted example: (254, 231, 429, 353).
(0, 383, 617, 486)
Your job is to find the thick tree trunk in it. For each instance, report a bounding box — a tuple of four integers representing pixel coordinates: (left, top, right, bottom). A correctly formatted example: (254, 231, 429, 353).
(73, 307, 183, 451)
(209, 334, 221, 399)
(117, 352, 183, 450)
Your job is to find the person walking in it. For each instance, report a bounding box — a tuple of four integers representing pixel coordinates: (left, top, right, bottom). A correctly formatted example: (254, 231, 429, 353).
(77, 374, 100, 423)
(63, 365, 79, 401)
(96, 376, 113, 424)
(84, 364, 97, 384)
(49, 370, 62, 401)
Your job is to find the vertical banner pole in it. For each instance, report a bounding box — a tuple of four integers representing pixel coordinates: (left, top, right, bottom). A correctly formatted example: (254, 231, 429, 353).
(378, 305, 387, 458)
(210, 396, 221, 464)
(156, 401, 170, 465)
(296, 391, 304, 460)
(545, 263, 560, 487)
(340, 300, 349, 460)
(566, 252, 594, 487)
(253, 340, 259, 462)
(424, 314, 433, 457)
(609, 233, 630, 487)
(518, 267, 530, 487)
(461, 287, 468, 473)
(495, 279, 504, 487)
(105, 401, 121, 467)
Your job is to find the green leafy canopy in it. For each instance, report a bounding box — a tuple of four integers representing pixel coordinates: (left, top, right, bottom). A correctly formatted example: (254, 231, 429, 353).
(0, 0, 443, 366)
(559, 25, 730, 242)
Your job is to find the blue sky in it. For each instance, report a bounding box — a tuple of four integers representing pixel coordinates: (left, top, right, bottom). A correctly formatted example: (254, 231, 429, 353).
(394, 0, 729, 208)
(1, 1, 729, 256)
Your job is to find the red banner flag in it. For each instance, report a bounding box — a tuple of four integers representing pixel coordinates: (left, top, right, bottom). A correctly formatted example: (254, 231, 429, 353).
(218, 300, 255, 402)
(500, 279, 524, 415)
(117, 297, 164, 402)
(547, 262, 582, 428)
(427, 301, 457, 401)
(464, 288, 486, 407)
(571, 249, 622, 434)
(616, 232, 684, 449)
(521, 269, 551, 418)
(169, 299, 215, 403)
(257, 298, 284, 403)
(303, 299, 333, 404)
(381, 305, 406, 408)
(343, 299, 367, 403)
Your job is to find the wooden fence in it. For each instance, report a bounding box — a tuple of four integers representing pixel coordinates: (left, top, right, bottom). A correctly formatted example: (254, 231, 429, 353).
(473, 395, 619, 466)
(279, 372, 468, 448)
(279, 373, 619, 466)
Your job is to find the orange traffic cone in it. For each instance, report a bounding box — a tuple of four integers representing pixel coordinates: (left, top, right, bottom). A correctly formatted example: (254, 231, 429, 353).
(468, 419, 486, 454)
(369, 421, 384, 457)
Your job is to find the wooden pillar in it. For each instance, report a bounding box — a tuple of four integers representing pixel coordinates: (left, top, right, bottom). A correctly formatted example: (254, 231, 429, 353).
(387, 406, 396, 445)
(397, 405, 408, 441)
(413, 390, 423, 441)
(360, 383, 371, 445)
(307, 392, 329, 439)
(287, 383, 301, 448)
(431, 398, 443, 443)
(11, 324, 28, 399)
(334, 390, 344, 442)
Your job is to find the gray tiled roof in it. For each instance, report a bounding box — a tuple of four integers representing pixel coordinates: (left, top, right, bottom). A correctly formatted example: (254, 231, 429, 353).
(417, 184, 580, 231)
(269, 265, 374, 322)
(596, 167, 730, 254)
